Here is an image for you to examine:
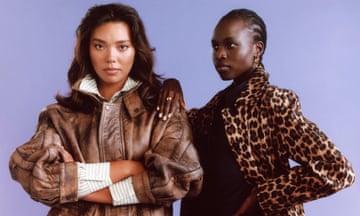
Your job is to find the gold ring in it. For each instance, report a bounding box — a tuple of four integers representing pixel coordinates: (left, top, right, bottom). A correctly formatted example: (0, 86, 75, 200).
(166, 96, 172, 101)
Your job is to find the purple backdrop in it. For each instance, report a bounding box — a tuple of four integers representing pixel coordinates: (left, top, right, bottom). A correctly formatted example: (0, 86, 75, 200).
(1, 0, 359, 215)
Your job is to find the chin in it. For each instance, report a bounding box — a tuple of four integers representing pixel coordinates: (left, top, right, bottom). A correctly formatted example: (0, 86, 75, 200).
(217, 71, 234, 81)
(219, 75, 233, 81)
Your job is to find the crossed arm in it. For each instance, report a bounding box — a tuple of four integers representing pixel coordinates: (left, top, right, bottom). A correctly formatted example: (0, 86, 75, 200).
(80, 160, 144, 204)
(85, 79, 185, 206)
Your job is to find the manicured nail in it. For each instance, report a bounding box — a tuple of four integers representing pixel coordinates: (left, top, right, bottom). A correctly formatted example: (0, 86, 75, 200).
(158, 113, 163, 118)
(156, 106, 160, 111)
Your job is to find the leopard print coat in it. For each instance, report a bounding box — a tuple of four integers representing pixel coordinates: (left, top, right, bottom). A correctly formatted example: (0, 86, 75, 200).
(187, 69, 355, 216)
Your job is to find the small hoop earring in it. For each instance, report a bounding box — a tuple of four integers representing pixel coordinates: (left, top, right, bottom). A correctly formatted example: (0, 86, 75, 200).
(254, 56, 263, 70)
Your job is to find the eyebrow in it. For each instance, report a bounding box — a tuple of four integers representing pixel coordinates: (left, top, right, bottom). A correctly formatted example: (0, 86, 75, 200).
(91, 38, 131, 43)
(211, 37, 235, 43)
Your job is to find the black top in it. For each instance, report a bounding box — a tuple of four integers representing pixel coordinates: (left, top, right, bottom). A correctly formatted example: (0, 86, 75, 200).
(181, 73, 264, 216)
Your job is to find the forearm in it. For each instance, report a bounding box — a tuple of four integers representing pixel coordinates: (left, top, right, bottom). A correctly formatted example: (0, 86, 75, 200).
(80, 177, 139, 205)
(81, 187, 112, 204)
(78, 160, 144, 192)
(109, 160, 144, 182)
(78, 160, 144, 205)
(257, 92, 355, 211)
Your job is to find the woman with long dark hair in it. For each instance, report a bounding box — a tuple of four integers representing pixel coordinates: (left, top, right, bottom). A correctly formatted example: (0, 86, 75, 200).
(9, 3, 202, 215)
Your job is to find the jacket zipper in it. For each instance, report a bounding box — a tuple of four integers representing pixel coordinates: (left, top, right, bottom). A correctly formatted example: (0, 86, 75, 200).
(118, 100, 126, 160)
(98, 103, 108, 162)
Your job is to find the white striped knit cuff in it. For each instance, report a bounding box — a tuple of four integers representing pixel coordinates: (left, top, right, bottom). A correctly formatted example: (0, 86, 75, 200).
(109, 177, 139, 206)
(77, 162, 112, 198)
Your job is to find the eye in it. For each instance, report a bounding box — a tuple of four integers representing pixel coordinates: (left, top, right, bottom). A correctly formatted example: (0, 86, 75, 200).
(226, 42, 237, 49)
(118, 45, 129, 51)
(94, 43, 104, 50)
(211, 43, 219, 51)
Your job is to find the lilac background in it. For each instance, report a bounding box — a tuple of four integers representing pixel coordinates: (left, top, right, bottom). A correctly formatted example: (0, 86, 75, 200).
(1, 0, 359, 215)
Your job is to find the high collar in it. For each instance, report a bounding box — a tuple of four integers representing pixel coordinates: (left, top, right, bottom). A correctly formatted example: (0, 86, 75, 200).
(233, 68, 269, 108)
(68, 75, 145, 117)
(73, 74, 140, 103)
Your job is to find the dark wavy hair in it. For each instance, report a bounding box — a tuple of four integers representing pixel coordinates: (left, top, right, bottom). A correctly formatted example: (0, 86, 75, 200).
(56, 3, 162, 112)
(218, 8, 267, 66)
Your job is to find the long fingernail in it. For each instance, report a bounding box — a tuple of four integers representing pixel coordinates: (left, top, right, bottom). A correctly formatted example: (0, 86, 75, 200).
(158, 113, 163, 118)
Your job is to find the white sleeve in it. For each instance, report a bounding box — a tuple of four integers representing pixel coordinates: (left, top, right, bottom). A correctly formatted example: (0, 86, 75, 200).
(109, 177, 139, 206)
(77, 162, 113, 198)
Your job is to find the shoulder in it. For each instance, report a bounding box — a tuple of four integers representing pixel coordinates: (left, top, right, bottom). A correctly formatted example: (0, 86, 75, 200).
(43, 103, 74, 115)
(37, 103, 79, 124)
(263, 85, 300, 109)
(187, 88, 226, 121)
(196, 87, 227, 111)
(123, 87, 149, 117)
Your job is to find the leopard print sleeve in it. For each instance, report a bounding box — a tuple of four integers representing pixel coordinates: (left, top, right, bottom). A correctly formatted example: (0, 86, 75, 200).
(256, 88, 355, 213)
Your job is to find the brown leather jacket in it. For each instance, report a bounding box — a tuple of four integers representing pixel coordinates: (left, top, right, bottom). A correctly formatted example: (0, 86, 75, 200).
(9, 82, 203, 216)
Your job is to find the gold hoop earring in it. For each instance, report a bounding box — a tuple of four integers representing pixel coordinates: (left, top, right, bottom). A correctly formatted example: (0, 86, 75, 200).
(254, 56, 263, 70)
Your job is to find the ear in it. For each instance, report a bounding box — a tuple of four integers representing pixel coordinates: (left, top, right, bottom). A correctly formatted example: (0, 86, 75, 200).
(254, 41, 265, 57)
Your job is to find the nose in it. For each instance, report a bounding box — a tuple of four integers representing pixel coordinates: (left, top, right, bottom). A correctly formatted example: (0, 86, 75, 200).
(106, 47, 116, 63)
(214, 46, 227, 60)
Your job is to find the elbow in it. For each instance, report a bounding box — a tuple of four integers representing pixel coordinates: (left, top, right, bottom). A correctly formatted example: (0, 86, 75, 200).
(154, 167, 204, 205)
(321, 159, 355, 193)
(182, 167, 203, 198)
(335, 156, 355, 190)
(337, 163, 355, 190)
(29, 177, 61, 206)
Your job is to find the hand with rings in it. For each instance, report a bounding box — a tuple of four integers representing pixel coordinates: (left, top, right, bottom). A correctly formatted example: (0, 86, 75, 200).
(157, 79, 185, 121)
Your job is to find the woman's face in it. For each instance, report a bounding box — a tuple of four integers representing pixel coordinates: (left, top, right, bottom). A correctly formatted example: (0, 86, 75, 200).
(211, 18, 258, 81)
(89, 21, 135, 92)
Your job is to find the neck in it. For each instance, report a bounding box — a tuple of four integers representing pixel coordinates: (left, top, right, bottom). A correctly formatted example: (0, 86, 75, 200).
(98, 82, 125, 100)
(233, 69, 254, 86)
